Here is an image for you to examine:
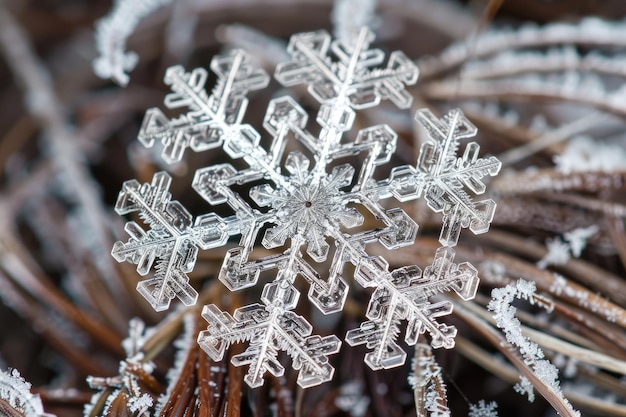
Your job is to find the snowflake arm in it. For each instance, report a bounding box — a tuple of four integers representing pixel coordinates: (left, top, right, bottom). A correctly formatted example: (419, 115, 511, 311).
(139, 51, 269, 163)
(112, 172, 232, 311)
(198, 280, 341, 388)
(386, 108, 502, 246)
(275, 28, 418, 111)
(346, 247, 479, 369)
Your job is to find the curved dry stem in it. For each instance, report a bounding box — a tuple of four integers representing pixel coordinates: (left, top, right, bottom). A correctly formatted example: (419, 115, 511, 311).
(422, 79, 626, 118)
(453, 301, 580, 417)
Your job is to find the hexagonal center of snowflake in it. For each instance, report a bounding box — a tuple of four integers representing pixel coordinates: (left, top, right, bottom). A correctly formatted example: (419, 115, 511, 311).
(282, 179, 340, 226)
(250, 152, 364, 262)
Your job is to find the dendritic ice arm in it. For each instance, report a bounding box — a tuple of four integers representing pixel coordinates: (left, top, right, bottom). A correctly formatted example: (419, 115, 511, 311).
(346, 247, 478, 370)
(384, 108, 502, 246)
(198, 280, 341, 388)
(139, 50, 269, 163)
(112, 171, 233, 311)
(275, 27, 418, 113)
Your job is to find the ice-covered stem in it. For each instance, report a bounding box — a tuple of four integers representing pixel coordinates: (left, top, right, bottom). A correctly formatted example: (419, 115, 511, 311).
(93, 0, 172, 86)
(154, 313, 200, 416)
(418, 17, 626, 78)
(85, 318, 160, 417)
(408, 344, 450, 417)
(0, 1, 124, 301)
(422, 77, 626, 118)
(0, 369, 56, 417)
(492, 169, 626, 194)
(487, 279, 579, 416)
(461, 48, 626, 80)
(453, 301, 580, 417)
(474, 230, 626, 317)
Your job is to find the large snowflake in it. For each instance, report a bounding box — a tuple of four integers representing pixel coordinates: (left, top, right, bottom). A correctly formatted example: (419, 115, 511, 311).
(112, 27, 501, 388)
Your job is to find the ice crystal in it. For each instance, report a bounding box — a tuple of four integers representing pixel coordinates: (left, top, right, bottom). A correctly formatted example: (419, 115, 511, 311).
(488, 280, 579, 415)
(408, 344, 450, 417)
(537, 225, 598, 269)
(468, 400, 498, 417)
(113, 27, 501, 388)
(85, 319, 156, 417)
(93, 0, 172, 86)
(555, 136, 626, 173)
(0, 368, 55, 417)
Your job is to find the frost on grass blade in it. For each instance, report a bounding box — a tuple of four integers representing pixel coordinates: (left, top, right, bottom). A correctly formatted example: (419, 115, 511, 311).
(0, 369, 55, 417)
(112, 172, 232, 311)
(86, 319, 156, 417)
(93, 0, 172, 86)
(488, 280, 580, 416)
(408, 343, 451, 417)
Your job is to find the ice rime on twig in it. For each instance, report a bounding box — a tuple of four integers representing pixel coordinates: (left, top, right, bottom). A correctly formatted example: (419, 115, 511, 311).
(419, 17, 626, 78)
(0, 368, 56, 417)
(554, 136, 626, 174)
(487, 279, 580, 416)
(93, 0, 172, 86)
(114, 27, 501, 388)
(85, 319, 156, 417)
(408, 344, 450, 417)
(0, 2, 124, 303)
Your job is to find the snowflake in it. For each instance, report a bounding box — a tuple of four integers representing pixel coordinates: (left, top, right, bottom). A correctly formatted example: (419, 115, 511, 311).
(112, 27, 501, 388)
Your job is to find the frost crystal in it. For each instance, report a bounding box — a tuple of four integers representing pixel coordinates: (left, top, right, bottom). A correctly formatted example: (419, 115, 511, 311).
(85, 319, 156, 417)
(113, 27, 501, 388)
(0, 368, 55, 417)
(468, 400, 498, 417)
(488, 280, 579, 416)
(93, 0, 172, 86)
(537, 225, 598, 269)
